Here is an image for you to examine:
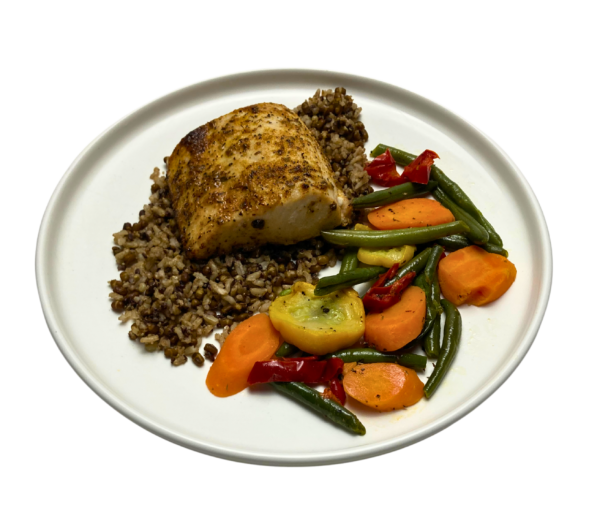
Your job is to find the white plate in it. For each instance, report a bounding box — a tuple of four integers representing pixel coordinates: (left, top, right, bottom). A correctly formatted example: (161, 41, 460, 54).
(36, 70, 552, 466)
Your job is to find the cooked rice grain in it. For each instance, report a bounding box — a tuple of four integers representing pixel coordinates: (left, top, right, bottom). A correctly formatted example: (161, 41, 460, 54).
(294, 87, 372, 200)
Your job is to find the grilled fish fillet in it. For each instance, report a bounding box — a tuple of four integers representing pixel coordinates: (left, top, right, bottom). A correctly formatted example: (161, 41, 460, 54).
(167, 102, 351, 260)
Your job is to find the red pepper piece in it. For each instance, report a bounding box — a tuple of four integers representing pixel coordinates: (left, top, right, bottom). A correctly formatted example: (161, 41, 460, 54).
(329, 378, 346, 406)
(370, 263, 400, 290)
(365, 149, 396, 176)
(364, 149, 404, 187)
(322, 387, 341, 405)
(389, 271, 416, 296)
(398, 149, 439, 185)
(321, 357, 344, 383)
(363, 271, 416, 313)
(362, 264, 401, 312)
(247, 360, 327, 384)
(248, 356, 345, 385)
(281, 356, 319, 362)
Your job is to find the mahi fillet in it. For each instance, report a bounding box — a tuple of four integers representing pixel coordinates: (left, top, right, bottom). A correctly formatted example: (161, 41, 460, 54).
(167, 102, 351, 260)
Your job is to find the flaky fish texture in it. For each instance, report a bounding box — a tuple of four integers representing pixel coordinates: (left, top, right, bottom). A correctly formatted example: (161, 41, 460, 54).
(167, 102, 351, 259)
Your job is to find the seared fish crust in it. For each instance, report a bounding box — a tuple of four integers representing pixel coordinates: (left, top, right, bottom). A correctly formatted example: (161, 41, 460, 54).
(167, 102, 351, 259)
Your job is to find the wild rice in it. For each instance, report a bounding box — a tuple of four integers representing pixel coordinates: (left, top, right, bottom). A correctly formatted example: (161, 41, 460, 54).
(294, 87, 372, 200)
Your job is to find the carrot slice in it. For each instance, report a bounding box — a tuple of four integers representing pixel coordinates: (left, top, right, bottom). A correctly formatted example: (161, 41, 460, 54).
(343, 363, 424, 411)
(438, 245, 517, 306)
(342, 362, 358, 376)
(364, 286, 426, 352)
(368, 198, 455, 230)
(206, 314, 283, 397)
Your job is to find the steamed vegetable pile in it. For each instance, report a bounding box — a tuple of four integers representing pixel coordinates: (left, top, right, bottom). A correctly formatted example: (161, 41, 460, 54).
(206, 145, 517, 436)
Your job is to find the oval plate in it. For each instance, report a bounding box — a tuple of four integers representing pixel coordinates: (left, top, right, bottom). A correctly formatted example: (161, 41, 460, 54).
(36, 70, 552, 465)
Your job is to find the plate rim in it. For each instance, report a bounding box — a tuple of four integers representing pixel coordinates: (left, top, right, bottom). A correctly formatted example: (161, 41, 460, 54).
(35, 68, 553, 466)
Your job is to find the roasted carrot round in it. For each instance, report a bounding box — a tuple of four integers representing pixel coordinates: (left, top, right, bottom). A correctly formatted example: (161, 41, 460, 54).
(438, 245, 517, 306)
(342, 362, 358, 376)
(206, 314, 283, 397)
(342, 363, 424, 411)
(364, 285, 426, 352)
(367, 198, 455, 230)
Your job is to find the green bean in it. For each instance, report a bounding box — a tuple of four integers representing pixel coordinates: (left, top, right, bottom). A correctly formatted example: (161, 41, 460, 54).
(324, 348, 427, 370)
(371, 144, 504, 246)
(431, 188, 489, 245)
(383, 248, 432, 287)
(321, 221, 470, 248)
(422, 245, 444, 358)
(278, 288, 292, 297)
(431, 292, 442, 316)
(476, 213, 504, 248)
(339, 248, 359, 274)
(414, 273, 436, 340)
(435, 235, 508, 257)
(270, 382, 366, 436)
(425, 245, 444, 316)
(275, 342, 298, 358)
(425, 316, 441, 360)
(424, 299, 462, 398)
(395, 353, 428, 371)
(351, 181, 438, 209)
(314, 267, 387, 296)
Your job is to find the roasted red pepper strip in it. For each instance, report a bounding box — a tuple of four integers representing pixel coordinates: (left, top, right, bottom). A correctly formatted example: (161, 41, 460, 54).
(321, 357, 344, 383)
(363, 265, 399, 312)
(329, 378, 346, 406)
(390, 271, 417, 295)
(363, 271, 416, 313)
(248, 360, 326, 384)
(281, 356, 319, 362)
(370, 263, 400, 290)
(364, 149, 404, 187)
(398, 149, 439, 185)
(247, 357, 344, 385)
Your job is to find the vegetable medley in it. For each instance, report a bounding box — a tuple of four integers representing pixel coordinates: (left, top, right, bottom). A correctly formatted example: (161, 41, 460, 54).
(206, 144, 517, 435)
